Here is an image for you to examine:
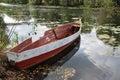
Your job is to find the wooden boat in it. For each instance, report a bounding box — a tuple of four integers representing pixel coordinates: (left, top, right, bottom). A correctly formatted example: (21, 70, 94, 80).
(6, 20, 82, 70)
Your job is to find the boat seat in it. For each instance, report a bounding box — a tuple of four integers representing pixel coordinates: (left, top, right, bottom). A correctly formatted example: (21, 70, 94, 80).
(32, 35, 40, 43)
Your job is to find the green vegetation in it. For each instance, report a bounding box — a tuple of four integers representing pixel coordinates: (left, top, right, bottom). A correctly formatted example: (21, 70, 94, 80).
(0, 17, 9, 51)
(0, 0, 120, 7)
(0, 0, 28, 4)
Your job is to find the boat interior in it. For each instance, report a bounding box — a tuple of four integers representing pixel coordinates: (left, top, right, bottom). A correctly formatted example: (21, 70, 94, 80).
(10, 23, 80, 53)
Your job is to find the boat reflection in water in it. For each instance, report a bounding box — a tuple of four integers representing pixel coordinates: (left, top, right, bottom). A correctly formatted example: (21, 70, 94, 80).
(28, 36, 80, 80)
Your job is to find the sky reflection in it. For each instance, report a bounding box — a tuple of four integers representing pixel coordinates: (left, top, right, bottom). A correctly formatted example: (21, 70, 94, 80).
(3, 14, 50, 48)
(71, 28, 120, 80)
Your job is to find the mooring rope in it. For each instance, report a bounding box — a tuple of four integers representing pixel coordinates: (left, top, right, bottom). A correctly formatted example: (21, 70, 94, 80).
(8, 25, 16, 40)
(8, 19, 19, 40)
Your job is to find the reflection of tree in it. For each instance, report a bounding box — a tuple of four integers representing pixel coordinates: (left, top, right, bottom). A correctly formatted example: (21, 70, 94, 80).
(29, 8, 39, 22)
(29, 0, 42, 5)
(29, 8, 83, 28)
(98, 9, 120, 26)
(1, 5, 83, 27)
(82, 9, 98, 33)
(97, 9, 120, 47)
(0, 6, 31, 21)
(60, 9, 72, 23)
(111, 9, 120, 26)
(0, 17, 9, 51)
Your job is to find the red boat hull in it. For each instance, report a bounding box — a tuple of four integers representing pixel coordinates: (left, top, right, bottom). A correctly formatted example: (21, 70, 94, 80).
(15, 36, 80, 70)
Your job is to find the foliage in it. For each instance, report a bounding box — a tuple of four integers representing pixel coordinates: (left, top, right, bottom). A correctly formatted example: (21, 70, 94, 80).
(112, 0, 120, 7)
(0, 0, 28, 4)
(29, 0, 42, 5)
(0, 17, 9, 51)
(0, 0, 119, 7)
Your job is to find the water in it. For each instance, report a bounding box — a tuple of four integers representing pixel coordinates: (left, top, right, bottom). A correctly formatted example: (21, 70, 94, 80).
(0, 3, 120, 80)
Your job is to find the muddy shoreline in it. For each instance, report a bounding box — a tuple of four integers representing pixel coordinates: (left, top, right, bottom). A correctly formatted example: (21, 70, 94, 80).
(0, 53, 35, 80)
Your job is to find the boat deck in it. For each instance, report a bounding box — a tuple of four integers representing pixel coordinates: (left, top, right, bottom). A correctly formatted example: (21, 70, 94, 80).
(10, 23, 80, 53)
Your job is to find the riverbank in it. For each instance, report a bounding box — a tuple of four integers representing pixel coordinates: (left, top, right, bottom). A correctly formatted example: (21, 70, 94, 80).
(0, 52, 46, 80)
(0, 52, 27, 80)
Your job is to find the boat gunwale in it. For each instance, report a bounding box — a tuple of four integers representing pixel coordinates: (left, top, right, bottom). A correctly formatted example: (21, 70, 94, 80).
(9, 22, 81, 53)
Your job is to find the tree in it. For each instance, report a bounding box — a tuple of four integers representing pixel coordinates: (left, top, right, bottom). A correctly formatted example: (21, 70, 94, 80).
(29, 0, 42, 5)
(112, 0, 120, 7)
(18, 0, 28, 4)
(50, 0, 60, 5)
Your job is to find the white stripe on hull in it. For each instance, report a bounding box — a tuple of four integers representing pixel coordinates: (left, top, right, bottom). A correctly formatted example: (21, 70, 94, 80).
(7, 29, 80, 62)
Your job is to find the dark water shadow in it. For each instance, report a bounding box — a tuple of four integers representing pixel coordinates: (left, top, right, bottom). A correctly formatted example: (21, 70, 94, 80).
(26, 36, 81, 80)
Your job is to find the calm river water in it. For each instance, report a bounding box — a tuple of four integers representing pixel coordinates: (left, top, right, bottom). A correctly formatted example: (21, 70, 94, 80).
(0, 3, 120, 80)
